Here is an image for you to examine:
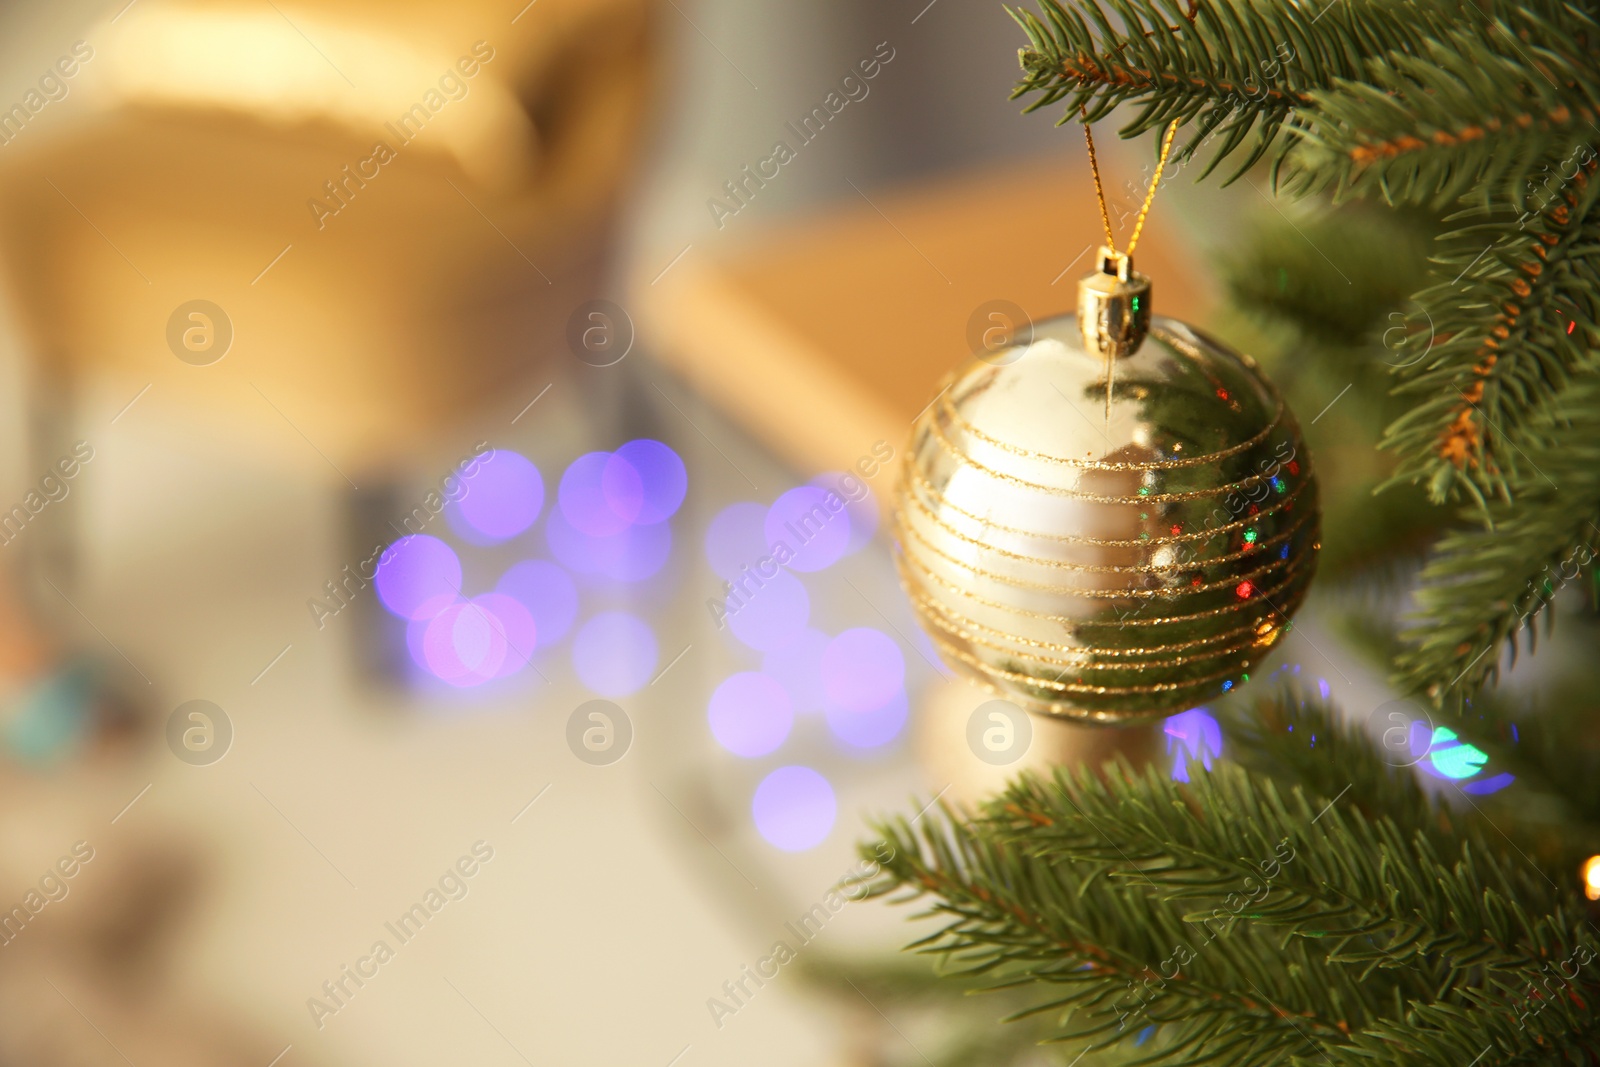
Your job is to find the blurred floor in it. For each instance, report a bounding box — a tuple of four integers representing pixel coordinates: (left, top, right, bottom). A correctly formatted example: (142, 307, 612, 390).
(51, 359, 870, 1067)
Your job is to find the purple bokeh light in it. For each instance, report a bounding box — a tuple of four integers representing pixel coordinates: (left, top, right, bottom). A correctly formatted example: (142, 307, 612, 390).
(599, 450, 644, 525)
(825, 690, 908, 749)
(375, 535, 462, 620)
(707, 672, 793, 758)
(1165, 708, 1222, 782)
(419, 599, 508, 687)
(405, 612, 434, 675)
(446, 450, 543, 544)
(560, 452, 632, 538)
(761, 627, 830, 715)
(811, 472, 878, 554)
(572, 611, 658, 697)
(495, 560, 578, 647)
(607, 440, 687, 525)
(546, 505, 671, 583)
(751, 765, 836, 852)
(726, 569, 810, 652)
(704, 502, 767, 580)
(765, 487, 851, 572)
(1462, 771, 1515, 795)
(821, 628, 904, 713)
(472, 593, 537, 678)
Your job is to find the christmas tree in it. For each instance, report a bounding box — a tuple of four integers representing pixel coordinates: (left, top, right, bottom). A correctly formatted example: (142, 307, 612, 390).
(852, 2, 1600, 1062)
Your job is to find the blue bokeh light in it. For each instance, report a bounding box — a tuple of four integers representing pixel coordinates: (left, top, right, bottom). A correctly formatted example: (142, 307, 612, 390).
(546, 505, 671, 583)
(376, 535, 462, 620)
(446, 450, 544, 544)
(708, 672, 794, 758)
(472, 592, 537, 678)
(825, 690, 908, 750)
(704, 501, 767, 580)
(1165, 707, 1222, 782)
(726, 569, 810, 652)
(811, 471, 878, 554)
(495, 560, 579, 648)
(608, 439, 687, 525)
(752, 765, 836, 852)
(1425, 727, 1489, 779)
(821, 628, 904, 713)
(572, 611, 658, 697)
(761, 627, 830, 715)
(417, 599, 507, 687)
(560, 452, 633, 538)
(765, 486, 852, 573)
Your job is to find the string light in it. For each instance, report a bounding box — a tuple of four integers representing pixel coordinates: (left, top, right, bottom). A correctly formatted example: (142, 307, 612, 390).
(1583, 855, 1600, 901)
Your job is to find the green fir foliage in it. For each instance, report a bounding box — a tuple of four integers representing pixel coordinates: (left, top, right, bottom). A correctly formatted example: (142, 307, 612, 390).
(857, 5, 1600, 1064)
(863, 692, 1599, 1065)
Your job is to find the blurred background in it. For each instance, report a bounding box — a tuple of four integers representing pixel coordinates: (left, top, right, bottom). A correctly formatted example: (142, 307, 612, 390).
(0, 1, 1495, 1065)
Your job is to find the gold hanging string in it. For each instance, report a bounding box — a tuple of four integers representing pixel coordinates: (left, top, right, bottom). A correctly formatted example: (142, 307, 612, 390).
(1081, 112, 1180, 258)
(1081, 107, 1116, 252)
(1127, 120, 1180, 257)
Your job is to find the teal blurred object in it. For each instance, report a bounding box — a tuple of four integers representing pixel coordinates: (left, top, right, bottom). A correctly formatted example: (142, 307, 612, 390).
(5, 660, 95, 765)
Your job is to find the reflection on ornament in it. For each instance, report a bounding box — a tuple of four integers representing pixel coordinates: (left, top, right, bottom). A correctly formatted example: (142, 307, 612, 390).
(892, 249, 1319, 723)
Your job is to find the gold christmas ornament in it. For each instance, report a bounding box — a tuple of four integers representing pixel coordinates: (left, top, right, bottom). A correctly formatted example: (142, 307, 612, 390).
(892, 121, 1319, 724)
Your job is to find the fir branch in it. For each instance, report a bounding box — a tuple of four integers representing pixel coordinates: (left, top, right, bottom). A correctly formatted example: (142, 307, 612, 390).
(1323, 968, 1600, 1067)
(1393, 378, 1600, 701)
(896, 5, 1600, 1061)
(1218, 687, 1457, 843)
(1383, 160, 1600, 505)
(1008, 0, 1457, 181)
(864, 737, 1599, 1063)
(1285, 8, 1600, 207)
(793, 954, 1079, 1067)
(863, 805, 1386, 1063)
(864, 683, 1600, 1063)
(1222, 683, 1600, 926)
(1012, 0, 1600, 524)
(1220, 202, 1435, 347)
(1462, 674, 1600, 848)
(985, 759, 1579, 980)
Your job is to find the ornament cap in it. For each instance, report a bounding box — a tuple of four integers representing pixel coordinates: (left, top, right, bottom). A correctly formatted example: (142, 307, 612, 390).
(1078, 246, 1152, 361)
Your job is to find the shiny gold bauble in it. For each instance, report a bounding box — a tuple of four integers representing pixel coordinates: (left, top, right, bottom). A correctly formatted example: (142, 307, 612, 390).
(893, 258, 1319, 724)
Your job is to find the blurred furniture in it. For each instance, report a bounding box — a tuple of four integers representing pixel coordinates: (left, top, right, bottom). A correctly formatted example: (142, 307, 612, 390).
(635, 162, 1214, 496)
(0, 4, 660, 1065)
(0, 0, 657, 471)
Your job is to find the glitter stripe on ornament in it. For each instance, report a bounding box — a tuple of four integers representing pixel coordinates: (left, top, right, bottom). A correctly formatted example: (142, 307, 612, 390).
(895, 542, 1314, 628)
(897, 510, 1312, 597)
(924, 629, 1253, 698)
(936, 380, 1286, 470)
(900, 479, 1315, 574)
(903, 586, 1287, 660)
(902, 463, 1311, 547)
(909, 597, 1291, 673)
(922, 410, 1298, 504)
